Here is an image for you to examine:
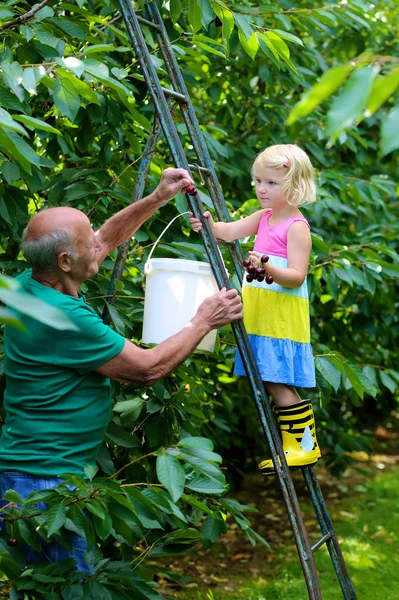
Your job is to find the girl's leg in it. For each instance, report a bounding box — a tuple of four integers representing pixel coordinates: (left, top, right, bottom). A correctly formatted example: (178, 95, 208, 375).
(259, 383, 321, 474)
(263, 382, 301, 406)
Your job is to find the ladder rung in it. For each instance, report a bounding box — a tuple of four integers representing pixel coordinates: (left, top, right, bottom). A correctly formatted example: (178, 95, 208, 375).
(161, 86, 187, 102)
(310, 533, 332, 554)
(188, 163, 211, 175)
(136, 15, 161, 31)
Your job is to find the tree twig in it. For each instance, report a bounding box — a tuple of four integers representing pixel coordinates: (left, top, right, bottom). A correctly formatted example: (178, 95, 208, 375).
(0, 0, 50, 33)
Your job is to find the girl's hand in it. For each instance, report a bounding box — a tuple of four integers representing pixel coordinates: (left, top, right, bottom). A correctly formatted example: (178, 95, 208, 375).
(189, 211, 214, 233)
(248, 250, 263, 268)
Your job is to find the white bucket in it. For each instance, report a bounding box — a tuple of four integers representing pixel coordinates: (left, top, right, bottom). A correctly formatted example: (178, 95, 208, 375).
(142, 257, 219, 352)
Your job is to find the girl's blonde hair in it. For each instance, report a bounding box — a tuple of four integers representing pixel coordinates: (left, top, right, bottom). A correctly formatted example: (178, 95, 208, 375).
(252, 144, 316, 206)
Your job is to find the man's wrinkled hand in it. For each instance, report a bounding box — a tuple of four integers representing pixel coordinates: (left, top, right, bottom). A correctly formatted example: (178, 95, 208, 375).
(196, 288, 243, 330)
(155, 168, 194, 203)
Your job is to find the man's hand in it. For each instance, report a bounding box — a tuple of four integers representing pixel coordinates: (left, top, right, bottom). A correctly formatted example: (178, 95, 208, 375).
(194, 288, 243, 331)
(154, 168, 194, 204)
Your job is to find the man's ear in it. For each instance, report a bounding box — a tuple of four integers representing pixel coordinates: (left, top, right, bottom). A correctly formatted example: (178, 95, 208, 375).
(58, 251, 73, 272)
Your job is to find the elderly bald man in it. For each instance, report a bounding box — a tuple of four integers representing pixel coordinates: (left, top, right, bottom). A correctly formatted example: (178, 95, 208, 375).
(0, 167, 243, 572)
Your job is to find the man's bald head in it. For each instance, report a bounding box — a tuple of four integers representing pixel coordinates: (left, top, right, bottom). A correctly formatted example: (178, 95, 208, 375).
(22, 207, 90, 273)
(25, 207, 89, 241)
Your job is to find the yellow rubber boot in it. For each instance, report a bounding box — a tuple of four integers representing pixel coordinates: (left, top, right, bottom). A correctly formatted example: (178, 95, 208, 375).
(259, 400, 321, 476)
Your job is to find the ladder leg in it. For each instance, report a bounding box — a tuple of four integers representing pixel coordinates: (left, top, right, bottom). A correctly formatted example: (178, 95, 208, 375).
(302, 467, 357, 599)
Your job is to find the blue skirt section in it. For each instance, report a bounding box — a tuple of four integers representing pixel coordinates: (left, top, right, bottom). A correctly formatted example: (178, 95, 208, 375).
(234, 334, 316, 388)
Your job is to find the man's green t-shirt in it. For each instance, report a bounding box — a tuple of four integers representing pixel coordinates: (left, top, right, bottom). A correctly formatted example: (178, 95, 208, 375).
(0, 270, 126, 477)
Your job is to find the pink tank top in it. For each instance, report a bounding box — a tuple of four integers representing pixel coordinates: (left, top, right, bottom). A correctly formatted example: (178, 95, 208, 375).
(254, 210, 310, 259)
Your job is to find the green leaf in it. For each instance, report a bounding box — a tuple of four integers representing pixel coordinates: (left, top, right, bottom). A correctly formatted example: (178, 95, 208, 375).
(52, 76, 80, 121)
(238, 29, 259, 60)
(185, 476, 227, 495)
(381, 103, 399, 156)
(170, 0, 182, 23)
(326, 66, 380, 137)
(46, 503, 67, 536)
(60, 584, 84, 600)
(180, 493, 212, 514)
(178, 437, 214, 451)
(179, 450, 225, 482)
(13, 114, 62, 135)
(366, 66, 399, 116)
(1, 61, 25, 102)
(113, 397, 145, 414)
(0, 107, 27, 136)
(58, 56, 85, 78)
(263, 31, 290, 60)
(271, 29, 304, 46)
(156, 453, 185, 502)
(315, 356, 341, 392)
(84, 44, 116, 55)
(0, 7, 14, 19)
(82, 58, 109, 78)
(105, 422, 139, 447)
(0, 129, 41, 173)
(201, 514, 227, 542)
(92, 510, 113, 541)
(2, 489, 22, 503)
(286, 64, 353, 125)
(234, 14, 252, 40)
(0, 307, 25, 330)
(2, 160, 20, 183)
(0, 288, 79, 331)
(48, 17, 86, 39)
(20, 25, 35, 42)
(107, 303, 125, 334)
(188, 0, 202, 33)
(380, 371, 398, 393)
(83, 60, 131, 97)
(21, 67, 37, 94)
(84, 464, 98, 481)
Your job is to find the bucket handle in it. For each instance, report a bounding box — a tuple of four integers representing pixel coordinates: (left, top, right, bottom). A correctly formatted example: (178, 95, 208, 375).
(145, 211, 191, 274)
(144, 210, 227, 277)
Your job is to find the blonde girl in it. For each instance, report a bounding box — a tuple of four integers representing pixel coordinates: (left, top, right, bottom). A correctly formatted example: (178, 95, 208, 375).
(190, 144, 320, 474)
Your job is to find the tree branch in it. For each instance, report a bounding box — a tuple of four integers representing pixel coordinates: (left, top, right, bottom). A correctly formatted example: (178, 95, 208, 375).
(0, 0, 50, 33)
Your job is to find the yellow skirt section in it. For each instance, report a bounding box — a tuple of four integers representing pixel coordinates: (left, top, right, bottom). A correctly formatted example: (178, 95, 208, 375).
(243, 286, 310, 344)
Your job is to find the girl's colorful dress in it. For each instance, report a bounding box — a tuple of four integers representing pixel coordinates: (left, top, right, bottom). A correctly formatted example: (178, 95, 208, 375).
(234, 210, 316, 388)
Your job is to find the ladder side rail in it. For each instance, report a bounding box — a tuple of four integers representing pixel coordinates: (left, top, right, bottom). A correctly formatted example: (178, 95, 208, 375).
(103, 115, 163, 324)
(118, 0, 188, 171)
(302, 467, 357, 599)
(117, 2, 321, 597)
(145, 1, 245, 283)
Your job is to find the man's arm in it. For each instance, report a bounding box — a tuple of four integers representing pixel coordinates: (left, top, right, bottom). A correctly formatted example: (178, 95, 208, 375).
(95, 288, 243, 385)
(95, 168, 193, 264)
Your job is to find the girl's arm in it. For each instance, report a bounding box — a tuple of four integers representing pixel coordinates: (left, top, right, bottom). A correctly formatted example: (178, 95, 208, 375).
(249, 221, 311, 288)
(190, 209, 266, 241)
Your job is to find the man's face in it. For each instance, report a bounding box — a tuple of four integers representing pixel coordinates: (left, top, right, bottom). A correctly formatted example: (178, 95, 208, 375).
(70, 218, 102, 282)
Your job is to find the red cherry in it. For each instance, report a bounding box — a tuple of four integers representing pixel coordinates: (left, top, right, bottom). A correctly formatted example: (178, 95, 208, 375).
(186, 185, 197, 195)
(266, 275, 274, 284)
(255, 267, 265, 277)
(261, 255, 269, 264)
(243, 259, 251, 268)
(246, 274, 253, 283)
(7, 538, 18, 547)
(257, 276, 265, 282)
(247, 265, 256, 274)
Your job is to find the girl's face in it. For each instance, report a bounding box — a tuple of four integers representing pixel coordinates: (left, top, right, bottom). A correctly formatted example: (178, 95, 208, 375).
(253, 166, 286, 209)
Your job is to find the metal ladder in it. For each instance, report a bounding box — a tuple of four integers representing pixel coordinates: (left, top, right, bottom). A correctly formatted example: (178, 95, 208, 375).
(106, 2, 357, 598)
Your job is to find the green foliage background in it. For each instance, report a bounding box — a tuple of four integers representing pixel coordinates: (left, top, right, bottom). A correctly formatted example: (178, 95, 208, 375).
(0, 0, 398, 597)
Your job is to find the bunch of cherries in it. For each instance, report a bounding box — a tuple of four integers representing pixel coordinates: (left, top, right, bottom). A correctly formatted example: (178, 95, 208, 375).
(243, 255, 273, 284)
